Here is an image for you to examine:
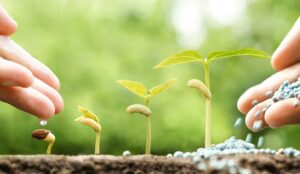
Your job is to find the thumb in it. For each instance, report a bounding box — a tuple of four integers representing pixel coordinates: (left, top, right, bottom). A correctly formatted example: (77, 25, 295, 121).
(0, 4, 17, 35)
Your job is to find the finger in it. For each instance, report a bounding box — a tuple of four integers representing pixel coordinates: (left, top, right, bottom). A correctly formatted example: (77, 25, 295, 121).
(265, 98, 300, 128)
(237, 62, 300, 114)
(0, 57, 33, 87)
(0, 4, 17, 35)
(0, 36, 60, 90)
(0, 86, 55, 119)
(31, 78, 64, 114)
(245, 99, 272, 132)
(272, 17, 300, 71)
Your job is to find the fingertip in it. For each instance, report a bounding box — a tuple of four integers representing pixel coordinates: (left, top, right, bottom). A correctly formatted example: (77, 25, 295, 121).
(54, 93, 64, 114)
(265, 99, 300, 128)
(0, 5, 18, 36)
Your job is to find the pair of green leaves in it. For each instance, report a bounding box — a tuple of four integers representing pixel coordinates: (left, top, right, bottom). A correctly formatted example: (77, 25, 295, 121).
(116, 79, 177, 100)
(154, 48, 270, 69)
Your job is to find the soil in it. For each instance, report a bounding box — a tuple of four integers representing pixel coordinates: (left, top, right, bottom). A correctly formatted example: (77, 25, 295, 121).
(0, 154, 299, 174)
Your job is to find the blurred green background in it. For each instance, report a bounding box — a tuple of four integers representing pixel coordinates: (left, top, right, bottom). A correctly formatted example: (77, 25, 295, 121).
(0, 0, 299, 155)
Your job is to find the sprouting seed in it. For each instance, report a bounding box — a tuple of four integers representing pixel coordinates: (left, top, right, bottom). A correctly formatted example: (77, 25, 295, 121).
(245, 133, 252, 143)
(252, 100, 259, 106)
(234, 117, 243, 128)
(254, 110, 261, 117)
(75, 105, 101, 154)
(265, 90, 273, 97)
(252, 120, 263, 131)
(257, 136, 264, 148)
(31, 129, 55, 154)
(40, 120, 48, 126)
(293, 100, 299, 107)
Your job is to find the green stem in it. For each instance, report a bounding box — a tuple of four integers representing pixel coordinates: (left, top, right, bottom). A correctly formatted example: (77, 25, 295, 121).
(204, 58, 211, 148)
(95, 131, 100, 154)
(145, 98, 151, 155)
(47, 142, 54, 155)
(146, 116, 151, 154)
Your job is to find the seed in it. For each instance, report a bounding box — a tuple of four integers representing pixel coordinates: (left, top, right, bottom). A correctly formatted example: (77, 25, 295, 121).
(245, 133, 252, 143)
(257, 136, 264, 148)
(252, 120, 263, 131)
(187, 79, 211, 99)
(126, 104, 151, 117)
(265, 90, 273, 97)
(122, 150, 131, 156)
(251, 100, 259, 106)
(234, 117, 243, 128)
(254, 110, 261, 117)
(174, 151, 183, 158)
(293, 100, 299, 107)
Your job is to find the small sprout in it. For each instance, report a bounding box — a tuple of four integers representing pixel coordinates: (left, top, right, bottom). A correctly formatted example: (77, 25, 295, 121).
(32, 129, 55, 154)
(122, 150, 131, 156)
(117, 79, 176, 154)
(126, 104, 151, 117)
(75, 105, 101, 154)
(187, 79, 211, 99)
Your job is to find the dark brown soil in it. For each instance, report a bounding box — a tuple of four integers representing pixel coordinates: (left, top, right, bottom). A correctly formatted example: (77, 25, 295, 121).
(0, 154, 299, 174)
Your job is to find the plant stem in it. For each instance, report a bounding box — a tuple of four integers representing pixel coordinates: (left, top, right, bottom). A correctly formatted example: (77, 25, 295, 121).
(204, 58, 211, 148)
(146, 116, 151, 154)
(95, 131, 100, 154)
(47, 142, 54, 154)
(145, 98, 151, 155)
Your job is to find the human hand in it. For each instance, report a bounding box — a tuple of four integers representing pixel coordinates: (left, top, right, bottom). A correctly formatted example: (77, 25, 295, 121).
(238, 17, 300, 131)
(0, 4, 63, 120)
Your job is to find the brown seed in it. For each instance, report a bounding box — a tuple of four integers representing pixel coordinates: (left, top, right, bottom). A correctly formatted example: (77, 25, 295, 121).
(32, 129, 50, 140)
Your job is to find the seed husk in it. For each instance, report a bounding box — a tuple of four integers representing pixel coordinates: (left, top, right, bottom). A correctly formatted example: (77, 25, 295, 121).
(126, 104, 151, 117)
(32, 129, 50, 140)
(187, 79, 211, 99)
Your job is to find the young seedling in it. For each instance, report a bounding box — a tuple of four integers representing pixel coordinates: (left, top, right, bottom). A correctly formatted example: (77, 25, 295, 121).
(31, 129, 55, 154)
(117, 79, 177, 154)
(75, 105, 101, 154)
(154, 48, 270, 147)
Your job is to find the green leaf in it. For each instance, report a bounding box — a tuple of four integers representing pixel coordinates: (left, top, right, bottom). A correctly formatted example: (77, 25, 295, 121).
(77, 105, 99, 123)
(154, 50, 203, 69)
(116, 80, 148, 97)
(149, 79, 177, 97)
(207, 48, 270, 61)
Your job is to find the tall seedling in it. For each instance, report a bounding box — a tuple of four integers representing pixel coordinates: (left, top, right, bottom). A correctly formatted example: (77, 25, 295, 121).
(154, 48, 270, 147)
